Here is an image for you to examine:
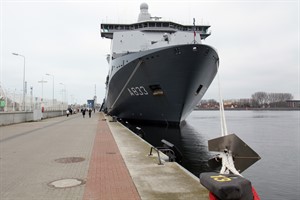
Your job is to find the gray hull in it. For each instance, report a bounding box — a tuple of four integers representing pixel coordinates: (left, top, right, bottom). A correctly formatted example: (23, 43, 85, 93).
(105, 44, 219, 124)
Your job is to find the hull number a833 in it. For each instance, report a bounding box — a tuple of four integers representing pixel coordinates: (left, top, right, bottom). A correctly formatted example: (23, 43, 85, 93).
(127, 86, 148, 96)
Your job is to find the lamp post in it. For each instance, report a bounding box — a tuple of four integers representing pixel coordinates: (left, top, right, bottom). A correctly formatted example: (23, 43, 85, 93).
(30, 86, 33, 111)
(59, 83, 66, 115)
(13, 88, 16, 111)
(59, 83, 67, 105)
(12, 53, 26, 111)
(38, 78, 47, 102)
(45, 73, 54, 109)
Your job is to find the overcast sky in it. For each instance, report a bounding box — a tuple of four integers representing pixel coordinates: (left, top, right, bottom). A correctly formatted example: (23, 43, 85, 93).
(1, 0, 299, 104)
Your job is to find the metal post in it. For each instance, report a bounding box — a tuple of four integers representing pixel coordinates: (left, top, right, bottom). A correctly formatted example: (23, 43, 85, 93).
(12, 53, 26, 111)
(38, 78, 47, 102)
(13, 88, 16, 111)
(46, 73, 54, 110)
(5, 91, 7, 112)
(60, 83, 66, 115)
(30, 86, 33, 111)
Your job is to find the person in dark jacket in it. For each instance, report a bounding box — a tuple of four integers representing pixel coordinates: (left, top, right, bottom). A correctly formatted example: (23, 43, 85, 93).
(88, 108, 92, 118)
(81, 108, 86, 118)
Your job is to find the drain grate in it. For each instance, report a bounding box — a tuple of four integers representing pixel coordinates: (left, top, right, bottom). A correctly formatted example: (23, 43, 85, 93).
(48, 178, 85, 188)
(54, 157, 85, 164)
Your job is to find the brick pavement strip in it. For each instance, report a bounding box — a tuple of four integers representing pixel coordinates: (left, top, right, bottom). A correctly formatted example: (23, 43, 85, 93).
(83, 114, 140, 200)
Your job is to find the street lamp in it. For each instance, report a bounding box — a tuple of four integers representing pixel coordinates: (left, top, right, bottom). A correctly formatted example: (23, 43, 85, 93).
(59, 82, 65, 101)
(38, 78, 47, 102)
(59, 83, 66, 115)
(45, 73, 54, 109)
(12, 53, 26, 111)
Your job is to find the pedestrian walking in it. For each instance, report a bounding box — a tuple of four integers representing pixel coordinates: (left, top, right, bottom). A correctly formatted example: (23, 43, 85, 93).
(82, 108, 86, 118)
(66, 109, 70, 117)
(88, 108, 92, 118)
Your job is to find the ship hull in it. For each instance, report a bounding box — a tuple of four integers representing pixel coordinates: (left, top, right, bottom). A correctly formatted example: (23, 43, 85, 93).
(105, 44, 218, 124)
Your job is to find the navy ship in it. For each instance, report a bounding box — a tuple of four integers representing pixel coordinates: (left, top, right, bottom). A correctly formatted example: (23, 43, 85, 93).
(100, 3, 219, 124)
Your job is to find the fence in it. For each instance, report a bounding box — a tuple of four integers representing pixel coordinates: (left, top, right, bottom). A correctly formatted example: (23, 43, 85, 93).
(0, 85, 67, 112)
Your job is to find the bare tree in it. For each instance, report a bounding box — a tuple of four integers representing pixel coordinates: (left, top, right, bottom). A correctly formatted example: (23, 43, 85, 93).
(268, 93, 293, 103)
(251, 92, 294, 107)
(251, 92, 268, 107)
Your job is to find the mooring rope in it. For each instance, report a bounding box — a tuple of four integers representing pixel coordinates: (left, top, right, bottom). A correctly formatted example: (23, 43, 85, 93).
(218, 72, 228, 137)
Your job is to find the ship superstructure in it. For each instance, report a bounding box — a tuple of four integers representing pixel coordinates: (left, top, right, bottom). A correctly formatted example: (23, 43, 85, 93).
(100, 3, 219, 124)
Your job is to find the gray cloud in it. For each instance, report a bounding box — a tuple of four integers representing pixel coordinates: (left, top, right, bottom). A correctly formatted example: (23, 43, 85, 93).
(1, 0, 299, 104)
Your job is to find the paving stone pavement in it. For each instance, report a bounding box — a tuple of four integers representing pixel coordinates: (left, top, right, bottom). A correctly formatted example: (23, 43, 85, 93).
(0, 112, 208, 200)
(0, 113, 99, 200)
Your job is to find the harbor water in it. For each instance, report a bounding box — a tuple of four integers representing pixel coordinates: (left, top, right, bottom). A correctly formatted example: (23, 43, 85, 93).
(128, 110, 299, 200)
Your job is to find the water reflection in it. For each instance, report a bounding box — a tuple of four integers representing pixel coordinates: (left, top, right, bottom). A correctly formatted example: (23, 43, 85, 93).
(122, 120, 213, 176)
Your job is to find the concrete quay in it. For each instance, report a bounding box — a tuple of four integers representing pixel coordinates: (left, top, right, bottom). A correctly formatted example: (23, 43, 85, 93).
(0, 112, 208, 199)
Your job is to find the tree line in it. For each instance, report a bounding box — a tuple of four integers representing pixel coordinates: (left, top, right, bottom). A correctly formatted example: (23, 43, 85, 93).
(199, 92, 294, 109)
(251, 92, 293, 107)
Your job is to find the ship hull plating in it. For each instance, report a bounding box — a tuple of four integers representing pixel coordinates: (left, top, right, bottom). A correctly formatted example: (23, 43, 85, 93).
(105, 44, 218, 124)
